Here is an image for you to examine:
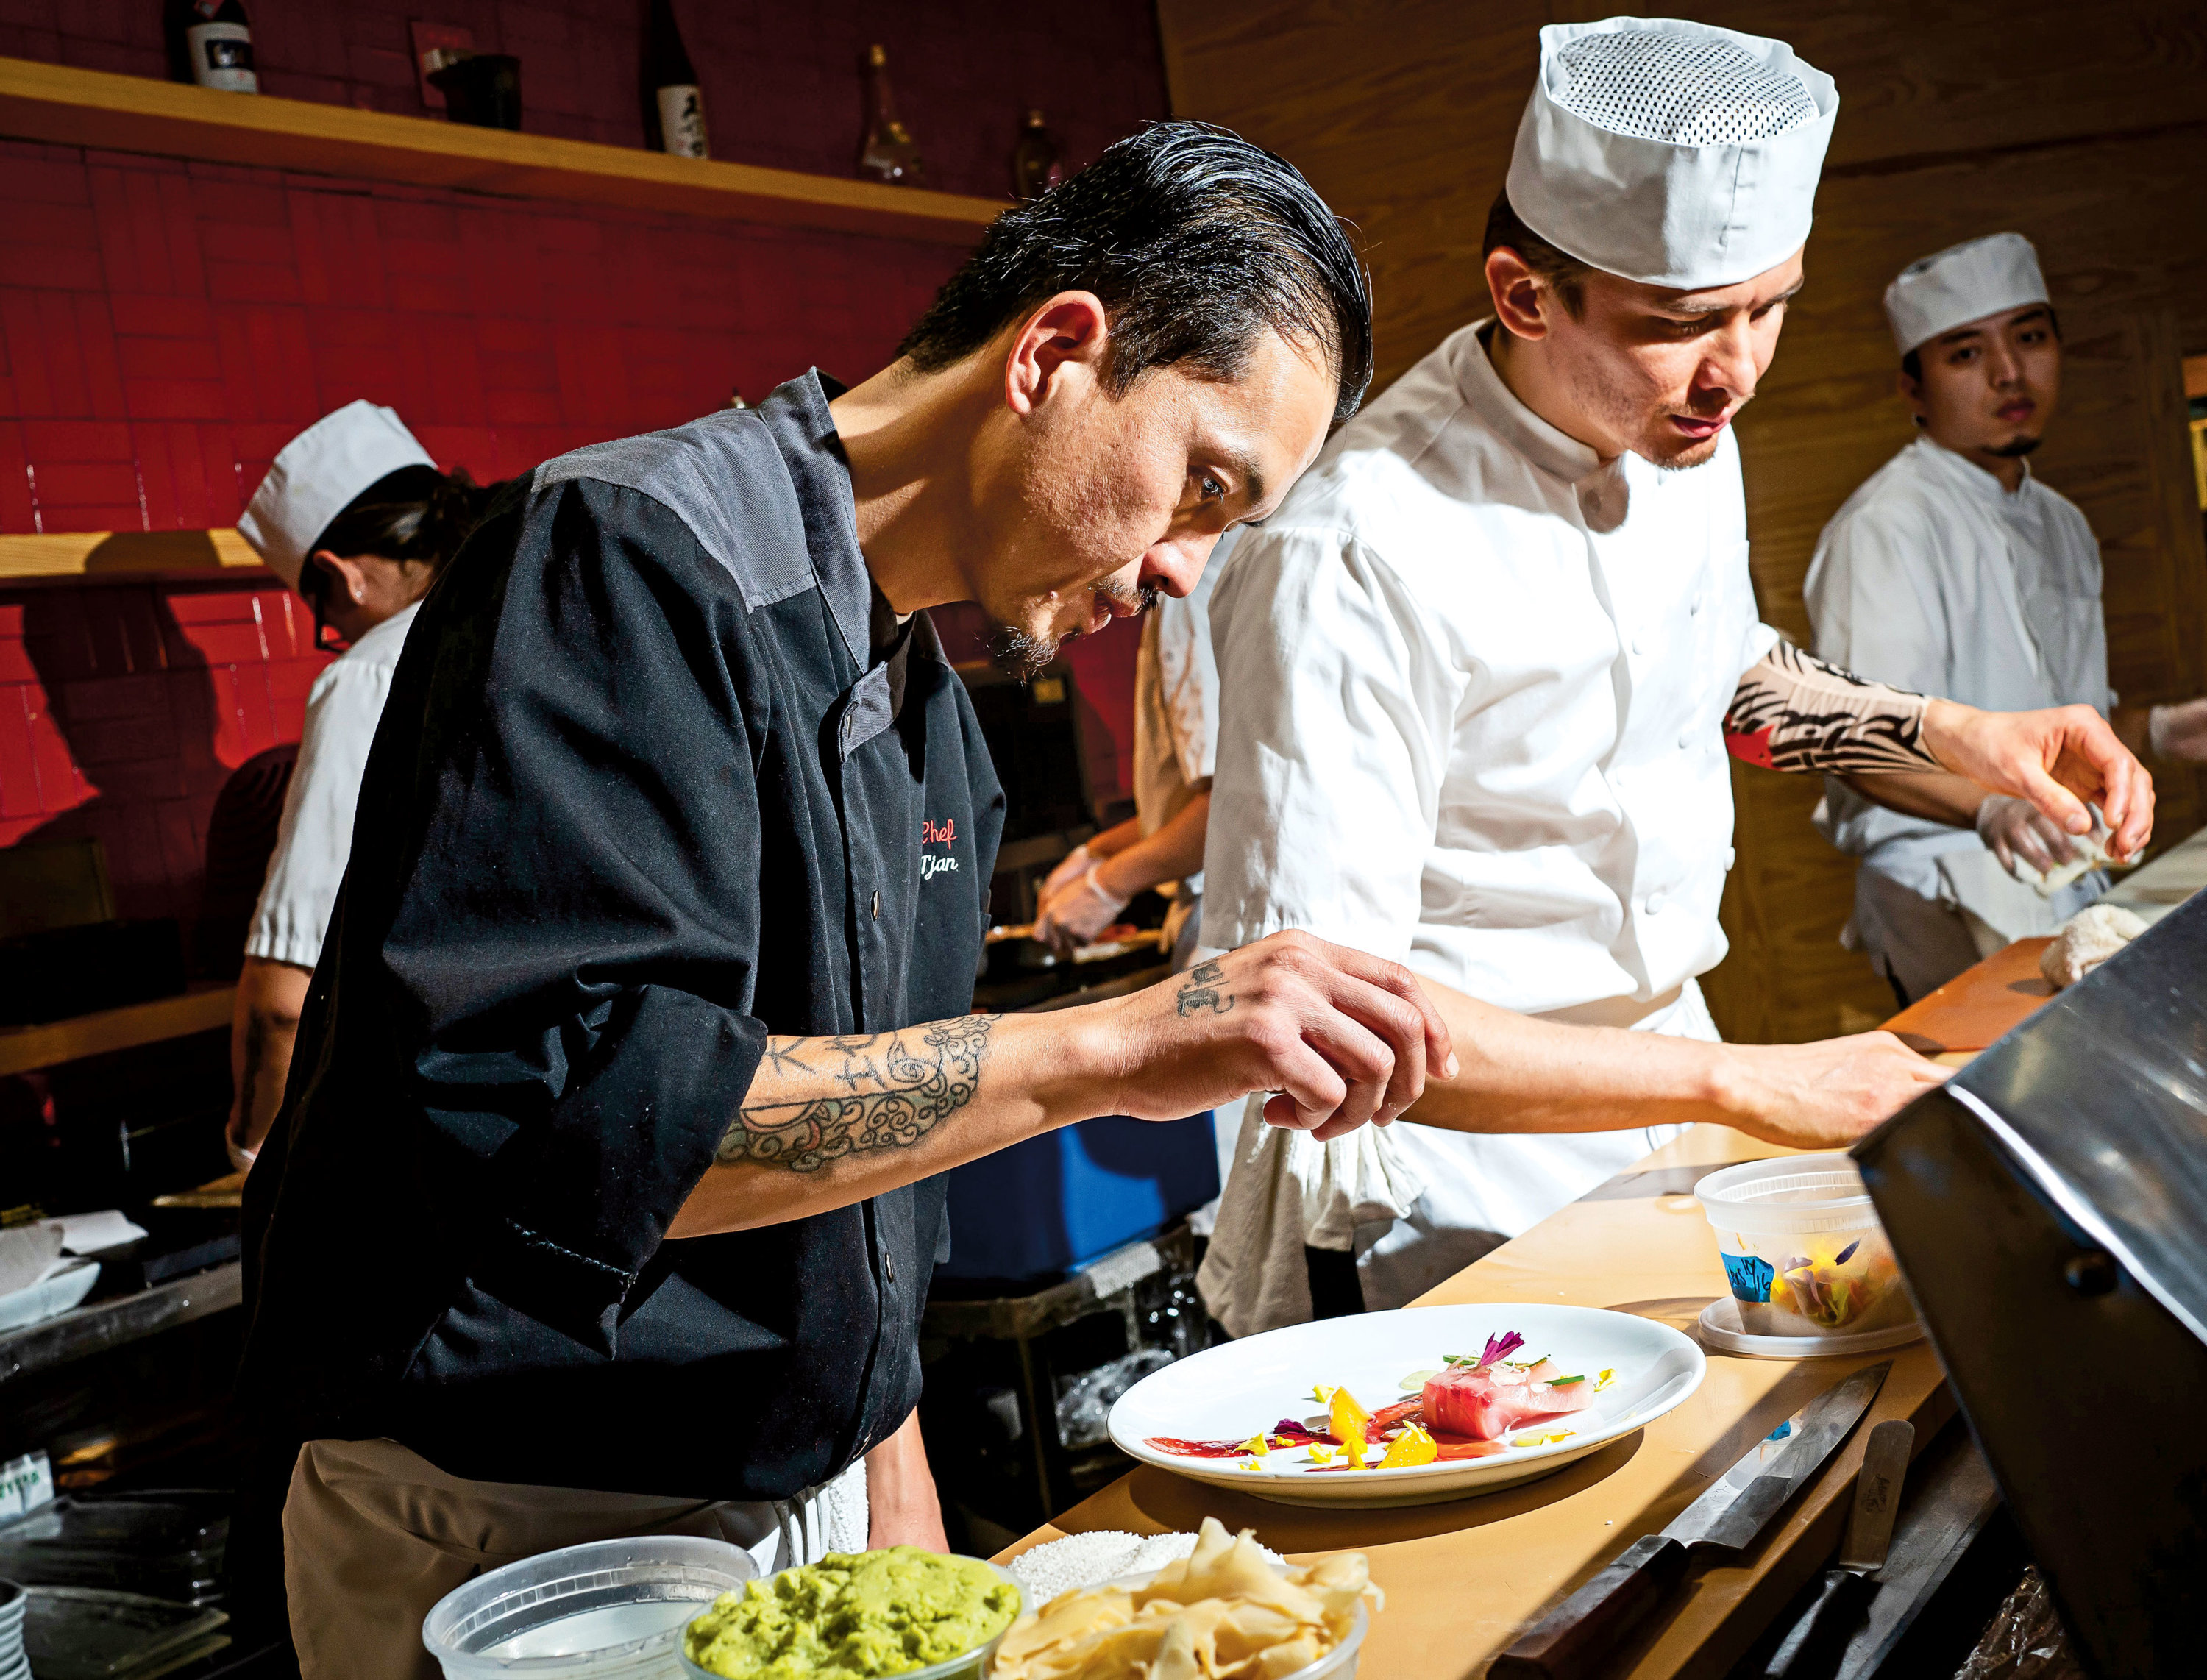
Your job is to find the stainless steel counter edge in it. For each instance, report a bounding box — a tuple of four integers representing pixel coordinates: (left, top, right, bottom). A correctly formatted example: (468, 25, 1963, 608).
(0, 1260, 243, 1385)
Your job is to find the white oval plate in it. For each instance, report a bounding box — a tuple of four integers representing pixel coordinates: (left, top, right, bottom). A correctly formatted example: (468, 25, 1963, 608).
(1108, 1304, 1705, 1508)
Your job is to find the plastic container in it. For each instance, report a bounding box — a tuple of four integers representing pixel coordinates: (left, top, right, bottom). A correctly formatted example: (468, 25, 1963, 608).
(985, 1568, 1366, 1679)
(1694, 1153, 1917, 1340)
(679, 1559, 1020, 1680)
(938, 1112, 1217, 1286)
(422, 1536, 755, 1679)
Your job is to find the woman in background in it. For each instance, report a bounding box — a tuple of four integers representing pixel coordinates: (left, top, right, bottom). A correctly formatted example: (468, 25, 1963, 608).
(226, 401, 501, 1168)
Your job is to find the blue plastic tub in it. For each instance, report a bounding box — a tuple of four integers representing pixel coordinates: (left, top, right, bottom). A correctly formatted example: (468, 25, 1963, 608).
(937, 1111, 1218, 1286)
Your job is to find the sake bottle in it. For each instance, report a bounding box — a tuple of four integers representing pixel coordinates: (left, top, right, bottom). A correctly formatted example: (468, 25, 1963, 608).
(643, 0, 708, 159)
(1013, 110, 1065, 199)
(857, 44, 923, 186)
(174, 0, 258, 93)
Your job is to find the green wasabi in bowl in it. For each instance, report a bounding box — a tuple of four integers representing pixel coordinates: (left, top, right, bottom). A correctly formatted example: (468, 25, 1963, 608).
(683, 1548, 1020, 1679)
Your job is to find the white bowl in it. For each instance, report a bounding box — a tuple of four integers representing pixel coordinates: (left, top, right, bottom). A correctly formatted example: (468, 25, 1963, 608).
(1109, 1303, 1705, 1508)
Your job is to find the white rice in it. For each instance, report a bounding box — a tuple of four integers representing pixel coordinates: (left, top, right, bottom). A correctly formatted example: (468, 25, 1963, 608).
(1007, 1529, 1286, 1610)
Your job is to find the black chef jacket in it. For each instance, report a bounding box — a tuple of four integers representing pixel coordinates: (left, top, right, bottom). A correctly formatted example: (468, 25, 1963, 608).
(238, 371, 1005, 1503)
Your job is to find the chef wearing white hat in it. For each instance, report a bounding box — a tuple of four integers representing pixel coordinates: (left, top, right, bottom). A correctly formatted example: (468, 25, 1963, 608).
(1198, 19, 2155, 1333)
(1805, 234, 2207, 1002)
(227, 400, 497, 1167)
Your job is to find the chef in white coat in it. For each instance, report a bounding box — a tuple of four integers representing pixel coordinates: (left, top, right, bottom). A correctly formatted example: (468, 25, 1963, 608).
(1807, 234, 2207, 1002)
(1198, 18, 2154, 1332)
(227, 402, 494, 1168)
(1034, 532, 1235, 974)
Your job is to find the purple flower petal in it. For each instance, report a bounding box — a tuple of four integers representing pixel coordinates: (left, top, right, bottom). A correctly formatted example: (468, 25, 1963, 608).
(1480, 1330, 1526, 1366)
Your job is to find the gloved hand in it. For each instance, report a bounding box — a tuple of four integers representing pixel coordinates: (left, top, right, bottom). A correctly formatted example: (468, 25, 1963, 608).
(1034, 866, 1131, 957)
(1975, 792, 2080, 880)
(1038, 842, 1093, 900)
(2149, 699, 2207, 763)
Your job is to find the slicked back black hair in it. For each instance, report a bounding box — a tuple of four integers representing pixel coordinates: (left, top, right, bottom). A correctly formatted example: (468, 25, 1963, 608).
(898, 121, 1373, 422)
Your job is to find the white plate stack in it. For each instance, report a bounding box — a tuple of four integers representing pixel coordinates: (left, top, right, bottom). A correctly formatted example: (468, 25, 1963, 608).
(0, 1578, 28, 1680)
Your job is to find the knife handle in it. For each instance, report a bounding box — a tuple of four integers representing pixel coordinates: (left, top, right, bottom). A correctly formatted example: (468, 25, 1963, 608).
(1490, 1534, 1689, 1680)
(1762, 1568, 1874, 1680)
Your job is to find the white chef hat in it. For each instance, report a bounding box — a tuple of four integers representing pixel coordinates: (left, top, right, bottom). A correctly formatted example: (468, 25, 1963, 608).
(237, 399, 437, 591)
(1504, 17, 1839, 290)
(1883, 232, 2050, 357)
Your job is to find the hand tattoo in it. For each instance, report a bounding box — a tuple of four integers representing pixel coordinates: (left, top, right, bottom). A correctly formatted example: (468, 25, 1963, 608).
(717, 1016, 997, 1172)
(1724, 641, 1941, 775)
(1175, 958, 1234, 1017)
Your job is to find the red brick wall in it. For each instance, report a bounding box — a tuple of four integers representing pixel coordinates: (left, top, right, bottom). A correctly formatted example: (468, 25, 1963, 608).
(0, 3, 1165, 940)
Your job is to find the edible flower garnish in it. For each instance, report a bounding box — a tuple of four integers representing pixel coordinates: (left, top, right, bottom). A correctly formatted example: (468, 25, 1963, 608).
(1240, 1434, 1270, 1457)
(1377, 1423, 1438, 1469)
(1481, 1330, 1527, 1366)
(1835, 1239, 1861, 1266)
(1510, 1429, 1576, 1448)
(1307, 1443, 1336, 1464)
(1329, 1386, 1371, 1470)
(1596, 1369, 1616, 1391)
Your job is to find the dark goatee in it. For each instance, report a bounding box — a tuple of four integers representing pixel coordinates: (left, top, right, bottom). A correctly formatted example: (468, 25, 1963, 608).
(1989, 436, 2042, 460)
(989, 623, 1057, 682)
(989, 580, 1159, 683)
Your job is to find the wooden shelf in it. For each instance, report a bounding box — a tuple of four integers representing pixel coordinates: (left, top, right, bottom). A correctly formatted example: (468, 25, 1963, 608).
(0, 984, 235, 1079)
(0, 528, 266, 583)
(0, 56, 1003, 246)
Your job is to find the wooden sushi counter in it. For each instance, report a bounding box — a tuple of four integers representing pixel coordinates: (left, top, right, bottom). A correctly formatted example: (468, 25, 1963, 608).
(995, 948, 2064, 1678)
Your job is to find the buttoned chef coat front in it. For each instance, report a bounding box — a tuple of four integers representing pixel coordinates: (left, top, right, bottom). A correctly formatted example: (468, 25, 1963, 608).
(1204, 321, 1775, 1268)
(1806, 435, 2111, 972)
(238, 372, 1004, 1520)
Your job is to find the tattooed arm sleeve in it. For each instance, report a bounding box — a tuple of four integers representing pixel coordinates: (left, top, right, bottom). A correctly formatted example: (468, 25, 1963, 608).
(715, 1016, 998, 1172)
(1723, 641, 1944, 775)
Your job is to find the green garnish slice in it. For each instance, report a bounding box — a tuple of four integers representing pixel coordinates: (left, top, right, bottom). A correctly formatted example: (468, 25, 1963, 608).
(1546, 1374, 1585, 1386)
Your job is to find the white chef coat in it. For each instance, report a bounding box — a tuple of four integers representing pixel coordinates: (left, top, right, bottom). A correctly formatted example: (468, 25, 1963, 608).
(244, 602, 419, 970)
(1202, 321, 1777, 1272)
(1805, 436, 2110, 982)
(1132, 540, 1226, 878)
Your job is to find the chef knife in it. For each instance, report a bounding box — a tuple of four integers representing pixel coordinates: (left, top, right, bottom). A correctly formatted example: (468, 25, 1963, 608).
(1490, 1359, 1891, 1680)
(1760, 1418, 1915, 1680)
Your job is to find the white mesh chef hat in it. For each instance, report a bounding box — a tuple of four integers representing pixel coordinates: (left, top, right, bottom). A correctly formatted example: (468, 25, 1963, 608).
(1884, 232, 2050, 357)
(1505, 17, 1839, 289)
(237, 399, 437, 591)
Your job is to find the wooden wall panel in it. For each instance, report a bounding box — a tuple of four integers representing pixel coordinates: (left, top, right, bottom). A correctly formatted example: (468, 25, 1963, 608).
(1162, 0, 2207, 1044)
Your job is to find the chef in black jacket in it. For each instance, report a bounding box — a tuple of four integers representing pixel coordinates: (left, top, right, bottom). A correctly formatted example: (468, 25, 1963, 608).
(235, 121, 1454, 1673)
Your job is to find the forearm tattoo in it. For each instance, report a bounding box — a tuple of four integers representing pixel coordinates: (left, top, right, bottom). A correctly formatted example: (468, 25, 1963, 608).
(717, 1016, 998, 1172)
(1724, 642, 1943, 775)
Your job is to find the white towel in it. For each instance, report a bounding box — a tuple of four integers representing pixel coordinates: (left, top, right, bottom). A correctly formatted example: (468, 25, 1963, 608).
(1195, 1095, 1427, 1339)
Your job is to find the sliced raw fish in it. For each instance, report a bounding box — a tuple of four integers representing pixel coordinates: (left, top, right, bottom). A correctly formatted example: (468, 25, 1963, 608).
(1421, 1361, 1596, 1440)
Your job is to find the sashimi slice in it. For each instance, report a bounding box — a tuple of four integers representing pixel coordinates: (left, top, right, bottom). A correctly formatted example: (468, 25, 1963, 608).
(1423, 1361, 1599, 1440)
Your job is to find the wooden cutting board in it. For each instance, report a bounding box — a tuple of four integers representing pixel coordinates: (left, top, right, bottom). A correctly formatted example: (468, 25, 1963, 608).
(1882, 936, 2058, 1053)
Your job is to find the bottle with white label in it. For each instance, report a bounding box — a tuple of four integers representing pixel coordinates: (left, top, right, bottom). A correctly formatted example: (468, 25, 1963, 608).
(182, 0, 257, 93)
(643, 0, 708, 158)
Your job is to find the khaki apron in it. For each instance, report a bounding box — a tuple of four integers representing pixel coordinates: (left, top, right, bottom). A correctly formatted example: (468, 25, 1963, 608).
(282, 1437, 867, 1679)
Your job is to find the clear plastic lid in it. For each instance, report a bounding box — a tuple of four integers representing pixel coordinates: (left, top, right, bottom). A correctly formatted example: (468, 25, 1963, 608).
(422, 1534, 755, 1679)
(1694, 1152, 1880, 1236)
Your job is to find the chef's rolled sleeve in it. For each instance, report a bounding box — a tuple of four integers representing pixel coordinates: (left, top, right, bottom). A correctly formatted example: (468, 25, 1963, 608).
(380, 484, 773, 1349)
(1202, 527, 1457, 963)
